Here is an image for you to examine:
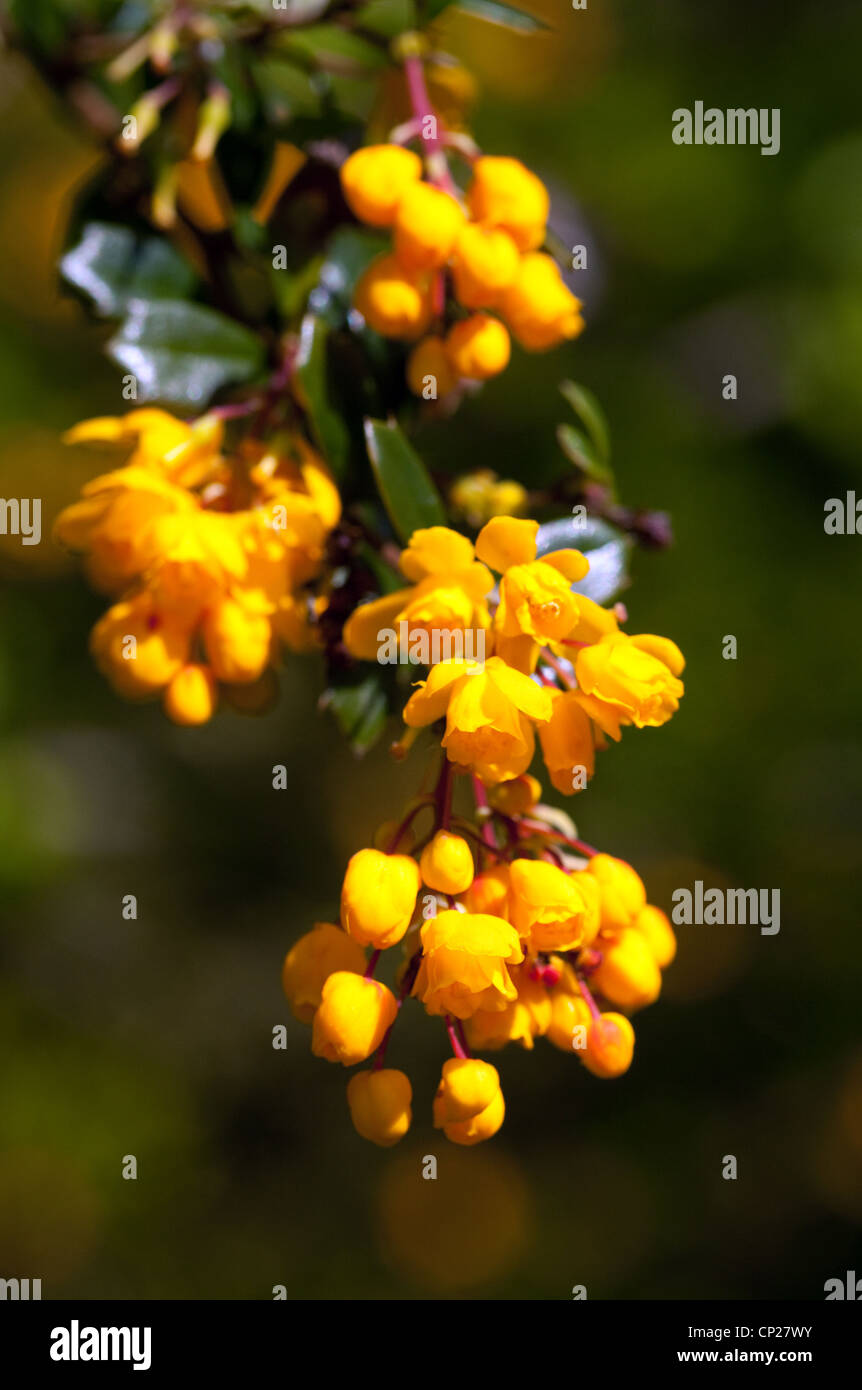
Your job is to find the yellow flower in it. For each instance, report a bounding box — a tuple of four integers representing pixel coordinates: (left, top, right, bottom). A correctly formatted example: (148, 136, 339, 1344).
(340, 143, 422, 226)
(575, 632, 685, 731)
(419, 831, 475, 895)
(53, 466, 196, 594)
(433, 1057, 501, 1124)
(163, 663, 218, 726)
(508, 858, 600, 953)
(587, 853, 647, 935)
(340, 847, 421, 949)
(474, 514, 539, 572)
(451, 223, 520, 309)
(538, 689, 596, 794)
(347, 1068, 412, 1146)
(495, 549, 588, 652)
(403, 656, 553, 784)
(500, 252, 584, 351)
(412, 909, 524, 1018)
(467, 155, 549, 252)
(394, 182, 466, 271)
(202, 594, 272, 685)
(354, 252, 434, 339)
(592, 928, 662, 1010)
(311, 971, 398, 1066)
(343, 525, 493, 663)
(64, 408, 223, 486)
(282, 923, 367, 1023)
(582, 1012, 635, 1078)
(90, 593, 190, 698)
(464, 964, 551, 1050)
(445, 314, 511, 381)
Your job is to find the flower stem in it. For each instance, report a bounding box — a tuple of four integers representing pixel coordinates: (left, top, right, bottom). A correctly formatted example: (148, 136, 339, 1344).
(445, 1014, 468, 1059)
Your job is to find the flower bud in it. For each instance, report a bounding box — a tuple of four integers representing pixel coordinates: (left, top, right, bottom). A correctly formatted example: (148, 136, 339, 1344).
(633, 903, 677, 968)
(394, 182, 466, 271)
(467, 156, 549, 251)
(587, 853, 648, 935)
(433, 1057, 500, 1125)
(163, 663, 217, 726)
(582, 1012, 635, 1078)
(346, 1068, 412, 1146)
(340, 144, 422, 226)
(443, 1086, 505, 1146)
(451, 223, 520, 308)
(487, 774, 541, 817)
(419, 830, 474, 895)
(462, 864, 510, 916)
(282, 923, 367, 1023)
(445, 313, 511, 380)
(311, 972, 397, 1066)
(341, 847, 421, 949)
(406, 336, 458, 399)
(592, 928, 661, 1010)
(354, 253, 434, 339)
(202, 596, 270, 685)
(546, 991, 591, 1053)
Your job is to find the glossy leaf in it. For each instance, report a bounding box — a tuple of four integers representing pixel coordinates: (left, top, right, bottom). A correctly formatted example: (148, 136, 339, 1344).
(294, 314, 352, 480)
(364, 417, 447, 543)
(455, 0, 549, 32)
(60, 222, 197, 318)
(324, 672, 390, 755)
(535, 515, 631, 606)
(107, 299, 265, 407)
(355, 0, 417, 37)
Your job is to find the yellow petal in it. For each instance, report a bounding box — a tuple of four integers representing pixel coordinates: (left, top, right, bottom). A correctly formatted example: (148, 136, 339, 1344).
(540, 548, 589, 582)
(475, 516, 538, 572)
(400, 526, 476, 581)
(485, 656, 552, 722)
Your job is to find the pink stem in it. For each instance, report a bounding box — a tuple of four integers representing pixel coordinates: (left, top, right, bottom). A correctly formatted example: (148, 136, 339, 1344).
(445, 1014, 468, 1059)
(403, 53, 456, 193)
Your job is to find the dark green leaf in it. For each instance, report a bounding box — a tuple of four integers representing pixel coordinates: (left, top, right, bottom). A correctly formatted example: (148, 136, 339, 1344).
(455, 0, 550, 32)
(254, 59, 323, 125)
(324, 672, 390, 755)
(279, 25, 388, 74)
(60, 222, 197, 318)
(535, 515, 631, 606)
(560, 380, 611, 464)
(364, 418, 447, 544)
(107, 299, 265, 407)
(294, 314, 352, 480)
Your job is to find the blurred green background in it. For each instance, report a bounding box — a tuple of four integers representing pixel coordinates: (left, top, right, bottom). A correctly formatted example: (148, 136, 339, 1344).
(1, 0, 861, 1299)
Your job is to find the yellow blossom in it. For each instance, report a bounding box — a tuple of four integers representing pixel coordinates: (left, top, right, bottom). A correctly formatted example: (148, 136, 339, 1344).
(412, 909, 523, 1019)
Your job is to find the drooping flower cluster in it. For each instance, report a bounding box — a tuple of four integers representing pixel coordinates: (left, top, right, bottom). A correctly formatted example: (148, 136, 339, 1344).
(55, 409, 340, 723)
(344, 516, 685, 789)
(284, 767, 677, 1147)
(341, 144, 584, 396)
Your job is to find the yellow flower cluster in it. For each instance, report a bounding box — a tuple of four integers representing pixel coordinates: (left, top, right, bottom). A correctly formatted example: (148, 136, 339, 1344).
(283, 772, 676, 1147)
(344, 515, 685, 788)
(55, 409, 340, 724)
(340, 145, 583, 395)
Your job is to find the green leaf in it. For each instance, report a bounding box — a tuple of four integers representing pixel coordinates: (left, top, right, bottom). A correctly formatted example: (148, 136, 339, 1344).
(355, 0, 417, 38)
(294, 314, 352, 481)
(535, 515, 631, 606)
(279, 25, 388, 74)
(324, 672, 390, 755)
(254, 59, 323, 125)
(560, 380, 611, 465)
(60, 222, 198, 319)
(364, 418, 447, 544)
(455, 0, 550, 32)
(107, 300, 265, 407)
(556, 423, 614, 487)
